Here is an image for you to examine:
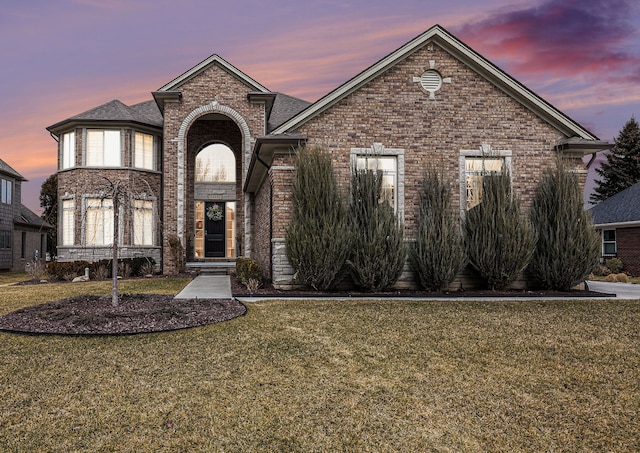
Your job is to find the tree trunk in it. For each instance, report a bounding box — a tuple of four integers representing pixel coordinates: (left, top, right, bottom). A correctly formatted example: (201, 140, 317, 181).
(111, 190, 119, 307)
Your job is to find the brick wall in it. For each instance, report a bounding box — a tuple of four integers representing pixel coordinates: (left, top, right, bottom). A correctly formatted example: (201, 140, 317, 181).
(266, 41, 587, 289)
(251, 175, 272, 279)
(57, 167, 162, 264)
(617, 227, 640, 276)
(160, 63, 266, 273)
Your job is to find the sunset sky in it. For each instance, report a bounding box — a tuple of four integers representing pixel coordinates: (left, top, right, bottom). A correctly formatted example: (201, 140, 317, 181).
(2, 0, 639, 213)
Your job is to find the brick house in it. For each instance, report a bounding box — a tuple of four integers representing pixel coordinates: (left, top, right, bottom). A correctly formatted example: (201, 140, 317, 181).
(589, 182, 640, 276)
(0, 158, 52, 271)
(47, 25, 609, 287)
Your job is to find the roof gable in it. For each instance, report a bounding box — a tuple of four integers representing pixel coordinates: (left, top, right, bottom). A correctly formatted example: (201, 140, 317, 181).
(589, 182, 640, 225)
(156, 54, 269, 93)
(0, 158, 26, 181)
(271, 24, 598, 140)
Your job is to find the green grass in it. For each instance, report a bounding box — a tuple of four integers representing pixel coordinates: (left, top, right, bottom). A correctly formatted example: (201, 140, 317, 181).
(0, 286, 638, 451)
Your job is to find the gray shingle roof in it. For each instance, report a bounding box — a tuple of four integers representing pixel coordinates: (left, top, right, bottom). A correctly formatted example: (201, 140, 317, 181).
(48, 99, 163, 131)
(0, 158, 26, 181)
(15, 204, 53, 229)
(267, 93, 312, 132)
(589, 182, 640, 225)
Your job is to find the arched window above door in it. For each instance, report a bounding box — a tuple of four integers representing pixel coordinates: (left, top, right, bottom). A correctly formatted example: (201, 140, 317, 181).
(195, 144, 236, 183)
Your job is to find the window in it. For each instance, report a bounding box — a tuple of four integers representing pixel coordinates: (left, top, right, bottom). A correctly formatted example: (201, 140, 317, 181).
(133, 199, 153, 246)
(86, 130, 121, 166)
(603, 229, 616, 255)
(195, 144, 236, 182)
(61, 199, 75, 246)
(464, 157, 505, 210)
(21, 231, 26, 259)
(134, 132, 154, 170)
(1, 179, 12, 204)
(62, 132, 75, 169)
(351, 143, 405, 215)
(85, 198, 114, 246)
(0, 230, 11, 249)
(355, 156, 397, 208)
(460, 145, 512, 213)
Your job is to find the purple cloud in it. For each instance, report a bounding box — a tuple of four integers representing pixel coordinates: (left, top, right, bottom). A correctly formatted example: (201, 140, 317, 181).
(455, 0, 640, 83)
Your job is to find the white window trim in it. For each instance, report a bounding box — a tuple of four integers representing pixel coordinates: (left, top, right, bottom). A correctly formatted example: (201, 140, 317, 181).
(62, 132, 76, 169)
(133, 197, 156, 246)
(459, 144, 512, 218)
(61, 197, 75, 246)
(1, 179, 12, 204)
(83, 129, 123, 167)
(134, 132, 156, 170)
(82, 196, 123, 246)
(350, 143, 405, 220)
(602, 229, 616, 256)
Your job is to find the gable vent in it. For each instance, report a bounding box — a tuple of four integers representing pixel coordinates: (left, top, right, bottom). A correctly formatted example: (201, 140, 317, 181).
(420, 70, 442, 92)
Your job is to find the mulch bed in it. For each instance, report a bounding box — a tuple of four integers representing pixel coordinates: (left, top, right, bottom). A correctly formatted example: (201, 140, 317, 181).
(230, 275, 609, 299)
(0, 294, 246, 336)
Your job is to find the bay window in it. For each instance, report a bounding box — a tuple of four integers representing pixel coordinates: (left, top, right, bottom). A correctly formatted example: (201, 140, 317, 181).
(62, 132, 75, 169)
(85, 198, 114, 246)
(61, 199, 75, 246)
(86, 130, 121, 166)
(133, 199, 154, 246)
(134, 132, 155, 170)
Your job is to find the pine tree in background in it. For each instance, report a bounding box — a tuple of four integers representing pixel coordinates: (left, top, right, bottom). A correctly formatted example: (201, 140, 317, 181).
(347, 169, 406, 291)
(464, 171, 536, 291)
(591, 117, 640, 203)
(39, 173, 57, 258)
(410, 168, 466, 291)
(285, 146, 351, 290)
(529, 162, 600, 291)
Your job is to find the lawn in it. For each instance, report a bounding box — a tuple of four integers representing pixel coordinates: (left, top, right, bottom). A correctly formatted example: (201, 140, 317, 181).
(0, 281, 638, 452)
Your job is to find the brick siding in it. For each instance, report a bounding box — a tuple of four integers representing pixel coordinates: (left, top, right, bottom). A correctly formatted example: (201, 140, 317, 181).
(616, 227, 640, 276)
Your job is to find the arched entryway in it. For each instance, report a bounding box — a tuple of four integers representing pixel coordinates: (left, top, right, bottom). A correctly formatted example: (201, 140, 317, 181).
(185, 112, 244, 262)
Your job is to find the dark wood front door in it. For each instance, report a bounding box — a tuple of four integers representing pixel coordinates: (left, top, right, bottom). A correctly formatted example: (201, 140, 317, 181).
(204, 202, 225, 257)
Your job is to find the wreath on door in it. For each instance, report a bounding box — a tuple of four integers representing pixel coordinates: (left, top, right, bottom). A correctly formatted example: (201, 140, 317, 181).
(206, 203, 223, 221)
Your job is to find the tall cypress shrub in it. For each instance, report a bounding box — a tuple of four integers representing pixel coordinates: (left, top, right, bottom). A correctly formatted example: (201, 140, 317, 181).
(529, 162, 600, 290)
(285, 146, 351, 290)
(464, 171, 536, 290)
(410, 168, 466, 291)
(347, 169, 406, 291)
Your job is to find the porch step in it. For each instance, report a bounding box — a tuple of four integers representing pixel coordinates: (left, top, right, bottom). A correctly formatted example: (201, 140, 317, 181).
(186, 261, 236, 275)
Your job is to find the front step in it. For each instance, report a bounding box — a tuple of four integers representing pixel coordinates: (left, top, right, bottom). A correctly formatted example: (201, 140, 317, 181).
(186, 261, 236, 275)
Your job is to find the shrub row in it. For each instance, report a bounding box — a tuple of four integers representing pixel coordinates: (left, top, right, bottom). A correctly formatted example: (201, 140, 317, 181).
(47, 257, 155, 281)
(285, 147, 601, 292)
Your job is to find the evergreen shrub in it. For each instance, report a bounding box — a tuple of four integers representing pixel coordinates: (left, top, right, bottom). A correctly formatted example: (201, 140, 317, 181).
(464, 171, 535, 290)
(285, 146, 351, 290)
(410, 168, 466, 291)
(528, 163, 600, 290)
(347, 169, 406, 291)
(605, 258, 623, 274)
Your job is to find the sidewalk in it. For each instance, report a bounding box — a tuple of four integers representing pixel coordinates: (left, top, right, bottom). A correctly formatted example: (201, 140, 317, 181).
(174, 275, 232, 299)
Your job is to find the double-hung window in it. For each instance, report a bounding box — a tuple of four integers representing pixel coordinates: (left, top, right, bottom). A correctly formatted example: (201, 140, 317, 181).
(85, 198, 114, 246)
(0, 230, 10, 249)
(351, 143, 404, 215)
(86, 130, 121, 166)
(133, 199, 154, 246)
(61, 199, 75, 246)
(62, 132, 75, 169)
(602, 230, 616, 255)
(134, 132, 154, 170)
(460, 145, 512, 214)
(1, 179, 12, 204)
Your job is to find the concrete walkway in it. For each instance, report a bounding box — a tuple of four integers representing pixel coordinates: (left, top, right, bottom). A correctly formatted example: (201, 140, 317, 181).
(175, 275, 232, 299)
(173, 276, 638, 301)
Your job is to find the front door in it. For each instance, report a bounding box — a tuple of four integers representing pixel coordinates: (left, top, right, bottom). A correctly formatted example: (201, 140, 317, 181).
(204, 202, 225, 257)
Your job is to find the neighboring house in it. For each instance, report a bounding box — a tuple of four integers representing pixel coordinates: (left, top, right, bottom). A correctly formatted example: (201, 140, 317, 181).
(47, 25, 609, 288)
(589, 182, 640, 276)
(0, 158, 52, 271)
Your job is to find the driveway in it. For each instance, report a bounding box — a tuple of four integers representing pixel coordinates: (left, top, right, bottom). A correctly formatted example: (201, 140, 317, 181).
(587, 281, 640, 299)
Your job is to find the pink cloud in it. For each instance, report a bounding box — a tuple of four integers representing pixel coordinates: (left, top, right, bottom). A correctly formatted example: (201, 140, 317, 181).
(455, 0, 640, 84)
